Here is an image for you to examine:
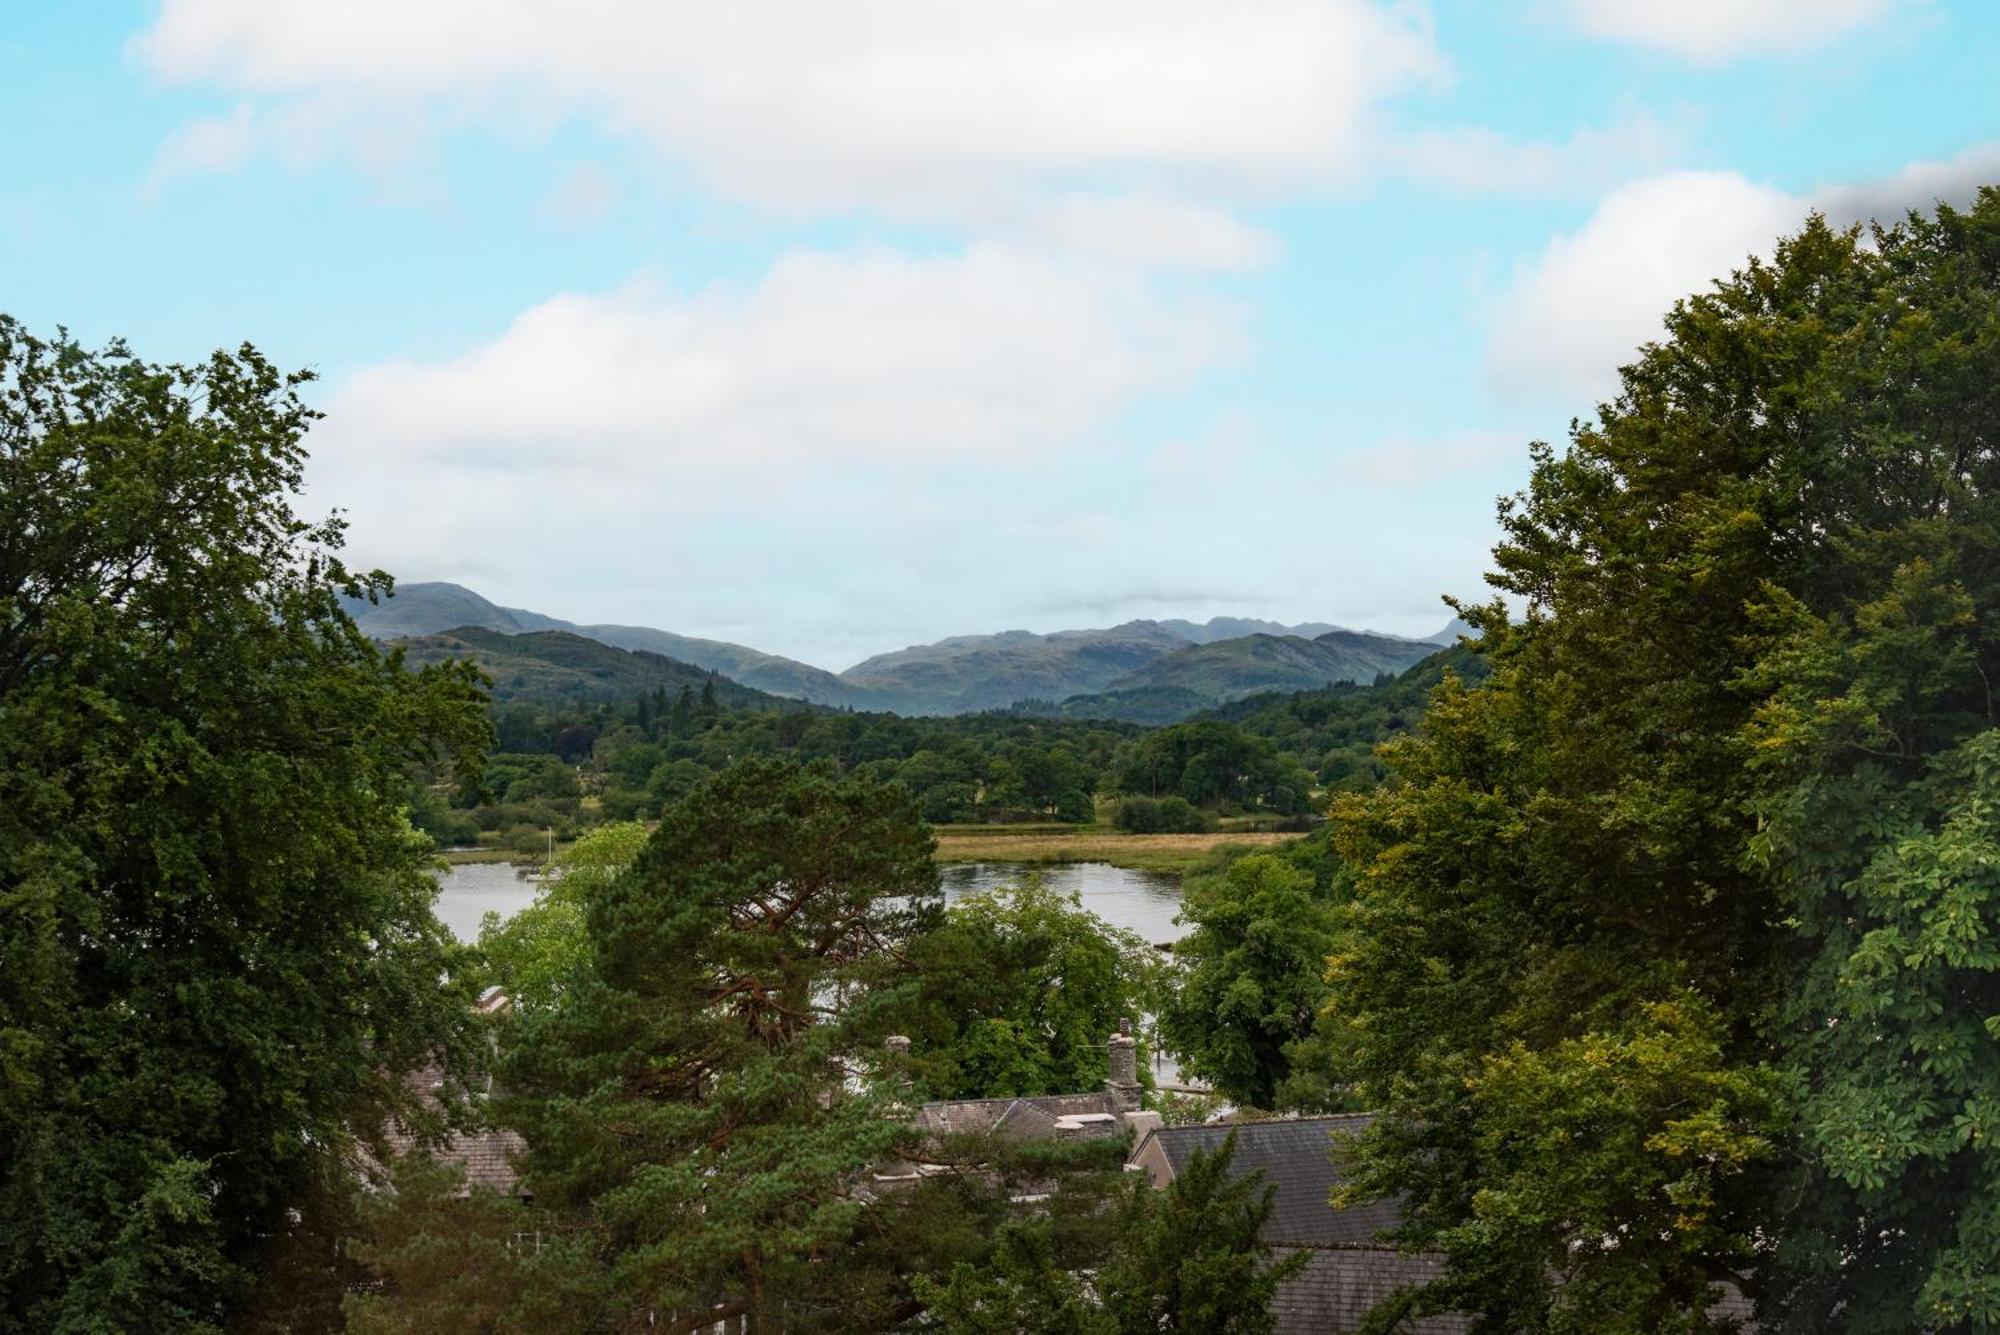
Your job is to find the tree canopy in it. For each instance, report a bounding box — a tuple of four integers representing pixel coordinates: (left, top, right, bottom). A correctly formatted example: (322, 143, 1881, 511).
(0, 318, 490, 1331)
(493, 759, 937, 1329)
(1321, 194, 2000, 1331)
(1159, 852, 1344, 1111)
(900, 878, 1159, 1100)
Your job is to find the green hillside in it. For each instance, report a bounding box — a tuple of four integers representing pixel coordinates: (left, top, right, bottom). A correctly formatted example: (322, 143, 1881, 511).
(1203, 643, 1491, 789)
(1101, 630, 1435, 704)
(348, 582, 859, 705)
(837, 621, 1194, 714)
(392, 626, 789, 710)
(1009, 685, 1220, 726)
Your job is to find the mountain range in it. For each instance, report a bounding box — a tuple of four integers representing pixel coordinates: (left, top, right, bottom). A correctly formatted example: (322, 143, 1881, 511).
(343, 582, 1460, 718)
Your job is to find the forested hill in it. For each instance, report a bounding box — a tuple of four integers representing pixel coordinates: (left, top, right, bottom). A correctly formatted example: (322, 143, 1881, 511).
(1203, 642, 1490, 790)
(392, 626, 791, 711)
(346, 582, 863, 706)
(835, 621, 1192, 713)
(1015, 631, 1446, 724)
(1102, 630, 1435, 701)
(835, 619, 1442, 714)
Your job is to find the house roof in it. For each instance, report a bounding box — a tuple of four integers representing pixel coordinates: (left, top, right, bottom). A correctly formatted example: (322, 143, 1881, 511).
(914, 1091, 1122, 1138)
(1138, 1114, 1398, 1247)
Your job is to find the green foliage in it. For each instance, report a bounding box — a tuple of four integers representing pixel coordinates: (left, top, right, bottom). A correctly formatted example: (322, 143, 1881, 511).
(476, 751, 581, 805)
(0, 317, 491, 1330)
(1317, 193, 2000, 1332)
(1408, 996, 1784, 1333)
(1113, 794, 1216, 833)
(478, 820, 649, 1014)
(342, 1156, 604, 1335)
(913, 1222, 1112, 1334)
(1207, 645, 1490, 790)
(496, 760, 943, 1328)
(901, 879, 1159, 1099)
(916, 1132, 1304, 1334)
(456, 686, 1142, 838)
(1112, 720, 1317, 814)
(1159, 853, 1343, 1110)
(1098, 1131, 1308, 1335)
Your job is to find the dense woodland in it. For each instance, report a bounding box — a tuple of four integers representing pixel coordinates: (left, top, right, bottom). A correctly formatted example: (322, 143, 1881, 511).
(406, 639, 1453, 851)
(8, 191, 2000, 1332)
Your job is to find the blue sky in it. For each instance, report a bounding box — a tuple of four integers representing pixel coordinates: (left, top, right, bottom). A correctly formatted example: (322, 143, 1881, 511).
(4, 1, 1998, 669)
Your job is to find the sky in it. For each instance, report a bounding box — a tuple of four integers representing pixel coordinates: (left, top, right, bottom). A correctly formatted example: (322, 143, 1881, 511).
(4, 2, 1999, 670)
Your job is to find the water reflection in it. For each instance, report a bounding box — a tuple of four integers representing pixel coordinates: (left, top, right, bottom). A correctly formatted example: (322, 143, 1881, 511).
(437, 860, 1187, 947)
(936, 862, 1186, 946)
(432, 861, 540, 942)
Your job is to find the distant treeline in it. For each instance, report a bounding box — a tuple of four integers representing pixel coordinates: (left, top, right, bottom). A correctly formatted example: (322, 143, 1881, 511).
(411, 644, 1484, 851)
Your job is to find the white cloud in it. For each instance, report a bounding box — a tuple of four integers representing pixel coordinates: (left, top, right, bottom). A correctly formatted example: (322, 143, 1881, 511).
(1029, 194, 1281, 271)
(1487, 171, 1798, 403)
(309, 243, 1242, 589)
(1486, 145, 2000, 404)
(1814, 141, 2000, 227)
(1391, 108, 1689, 196)
(141, 102, 257, 199)
(1561, 0, 1896, 62)
(537, 162, 621, 229)
(135, 1, 1444, 218)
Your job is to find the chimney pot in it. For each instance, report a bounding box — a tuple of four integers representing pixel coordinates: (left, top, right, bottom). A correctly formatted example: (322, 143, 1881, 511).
(1105, 1020, 1140, 1113)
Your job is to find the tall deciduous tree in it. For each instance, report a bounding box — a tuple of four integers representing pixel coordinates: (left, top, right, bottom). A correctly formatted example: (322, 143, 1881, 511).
(900, 878, 1158, 1100)
(1159, 852, 1342, 1111)
(1323, 193, 2000, 1332)
(0, 318, 490, 1331)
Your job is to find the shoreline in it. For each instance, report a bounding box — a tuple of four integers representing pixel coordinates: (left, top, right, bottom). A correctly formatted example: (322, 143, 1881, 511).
(444, 826, 1307, 877)
(932, 828, 1304, 875)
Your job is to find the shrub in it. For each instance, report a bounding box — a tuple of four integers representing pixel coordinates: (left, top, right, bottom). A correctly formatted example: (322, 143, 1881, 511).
(1114, 796, 1214, 834)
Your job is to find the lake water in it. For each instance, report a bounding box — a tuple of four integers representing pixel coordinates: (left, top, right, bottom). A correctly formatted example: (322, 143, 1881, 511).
(435, 860, 1188, 946)
(433, 859, 1194, 1084)
(936, 862, 1186, 948)
(433, 861, 543, 941)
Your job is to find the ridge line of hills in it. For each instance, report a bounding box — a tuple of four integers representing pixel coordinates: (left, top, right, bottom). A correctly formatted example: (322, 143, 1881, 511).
(345, 581, 1466, 720)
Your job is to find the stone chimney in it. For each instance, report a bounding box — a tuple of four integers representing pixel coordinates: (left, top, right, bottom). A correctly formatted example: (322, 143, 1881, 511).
(1105, 1018, 1141, 1114)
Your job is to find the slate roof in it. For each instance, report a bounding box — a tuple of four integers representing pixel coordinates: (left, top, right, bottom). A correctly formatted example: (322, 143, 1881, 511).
(434, 1126, 528, 1196)
(1270, 1248, 1469, 1335)
(913, 1091, 1121, 1138)
(1138, 1114, 1398, 1246)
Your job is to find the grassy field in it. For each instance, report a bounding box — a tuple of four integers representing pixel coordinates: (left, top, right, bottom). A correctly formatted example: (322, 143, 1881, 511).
(440, 845, 533, 866)
(932, 826, 1304, 874)
(444, 822, 1308, 875)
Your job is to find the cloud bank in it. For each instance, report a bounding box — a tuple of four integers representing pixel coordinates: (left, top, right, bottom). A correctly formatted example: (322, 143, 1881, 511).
(136, 1, 1443, 218)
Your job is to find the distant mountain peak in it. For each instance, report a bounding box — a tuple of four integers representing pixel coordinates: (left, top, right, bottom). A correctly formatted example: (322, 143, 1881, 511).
(343, 581, 1447, 718)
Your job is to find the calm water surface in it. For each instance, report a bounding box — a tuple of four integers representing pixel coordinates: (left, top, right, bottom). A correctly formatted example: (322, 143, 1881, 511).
(937, 862, 1186, 946)
(436, 860, 1186, 945)
(434, 859, 1193, 1084)
(432, 861, 542, 941)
